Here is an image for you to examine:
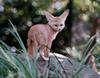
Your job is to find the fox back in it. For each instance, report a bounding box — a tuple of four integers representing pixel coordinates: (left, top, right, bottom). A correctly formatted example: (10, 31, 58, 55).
(27, 10, 69, 59)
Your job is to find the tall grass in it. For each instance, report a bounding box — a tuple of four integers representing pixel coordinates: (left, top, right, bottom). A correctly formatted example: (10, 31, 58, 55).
(0, 20, 38, 78)
(73, 33, 100, 77)
(73, 35, 97, 77)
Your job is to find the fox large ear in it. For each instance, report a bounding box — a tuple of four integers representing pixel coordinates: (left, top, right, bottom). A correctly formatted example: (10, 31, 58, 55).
(60, 9, 69, 21)
(43, 11, 54, 21)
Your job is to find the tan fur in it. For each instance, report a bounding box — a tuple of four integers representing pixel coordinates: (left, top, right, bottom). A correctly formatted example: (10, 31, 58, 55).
(27, 10, 69, 58)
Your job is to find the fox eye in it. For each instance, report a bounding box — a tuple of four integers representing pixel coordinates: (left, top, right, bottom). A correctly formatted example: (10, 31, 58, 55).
(54, 25, 58, 27)
(60, 24, 63, 26)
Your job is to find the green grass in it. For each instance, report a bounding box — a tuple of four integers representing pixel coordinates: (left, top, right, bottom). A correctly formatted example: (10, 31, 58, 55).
(0, 20, 38, 78)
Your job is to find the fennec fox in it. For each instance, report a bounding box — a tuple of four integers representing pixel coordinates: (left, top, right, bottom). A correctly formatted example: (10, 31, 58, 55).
(27, 10, 69, 60)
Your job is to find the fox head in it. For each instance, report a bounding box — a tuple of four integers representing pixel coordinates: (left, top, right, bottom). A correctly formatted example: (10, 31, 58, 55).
(44, 10, 69, 32)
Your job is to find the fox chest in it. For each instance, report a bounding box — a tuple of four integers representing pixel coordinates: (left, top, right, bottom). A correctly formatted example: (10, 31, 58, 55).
(38, 32, 57, 43)
(48, 34, 57, 42)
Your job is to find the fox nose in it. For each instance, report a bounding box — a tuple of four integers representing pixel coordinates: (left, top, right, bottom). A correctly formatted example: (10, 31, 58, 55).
(59, 29, 61, 31)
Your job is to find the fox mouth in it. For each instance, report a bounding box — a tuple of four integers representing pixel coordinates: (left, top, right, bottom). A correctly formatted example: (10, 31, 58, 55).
(56, 28, 62, 31)
(54, 26, 62, 31)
